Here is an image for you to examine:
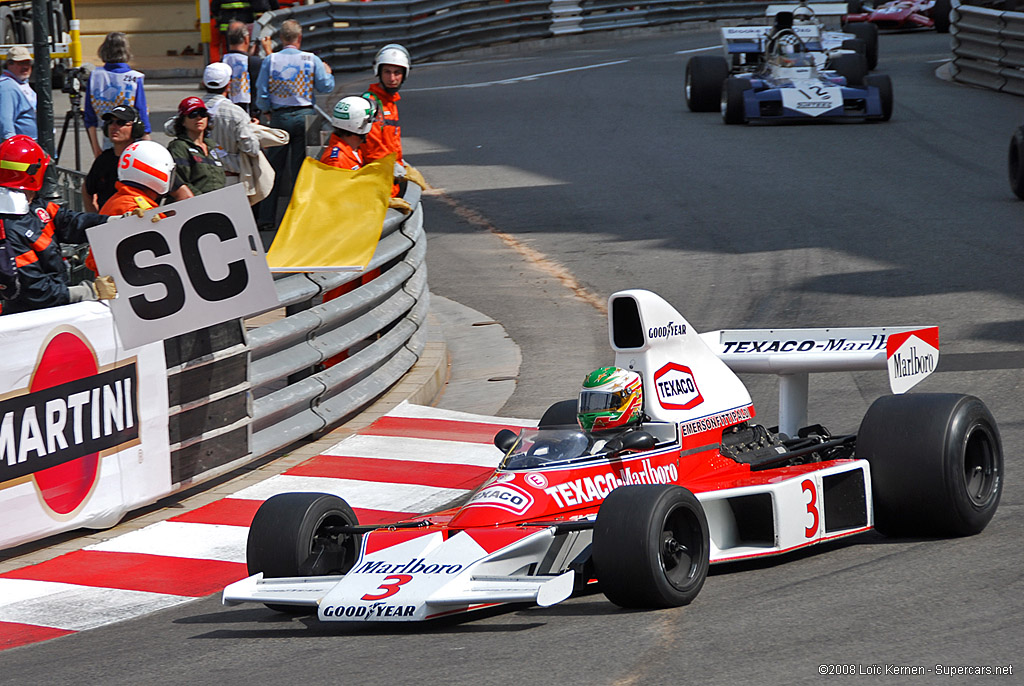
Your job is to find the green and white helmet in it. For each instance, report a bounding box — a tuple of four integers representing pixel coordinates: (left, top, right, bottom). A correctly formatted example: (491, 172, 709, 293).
(331, 96, 376, 135)
(577, 366, 644, 432)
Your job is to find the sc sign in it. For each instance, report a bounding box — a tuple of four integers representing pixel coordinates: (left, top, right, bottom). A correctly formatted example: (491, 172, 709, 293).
(88, 185, 278, 349)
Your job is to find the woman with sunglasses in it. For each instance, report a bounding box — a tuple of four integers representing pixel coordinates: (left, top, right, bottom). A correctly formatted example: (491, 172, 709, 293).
(167, 97, 226, 195)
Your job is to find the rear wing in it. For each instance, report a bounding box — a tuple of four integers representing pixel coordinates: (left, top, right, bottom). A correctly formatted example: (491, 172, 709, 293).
(721, 24, 823, 56)
(700, 326, 939, 435)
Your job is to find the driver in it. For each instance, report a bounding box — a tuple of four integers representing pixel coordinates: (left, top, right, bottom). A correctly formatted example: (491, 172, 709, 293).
(577, 366, 645, 448)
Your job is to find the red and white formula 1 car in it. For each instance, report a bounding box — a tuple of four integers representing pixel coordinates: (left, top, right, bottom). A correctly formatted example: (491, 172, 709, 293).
(844, 0, 952, 33)
(222, 289, 1002, 621)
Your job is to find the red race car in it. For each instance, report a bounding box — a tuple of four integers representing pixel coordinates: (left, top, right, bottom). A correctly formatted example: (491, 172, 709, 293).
(223, 289, 1002, 621)
(844, 0, 953, 32)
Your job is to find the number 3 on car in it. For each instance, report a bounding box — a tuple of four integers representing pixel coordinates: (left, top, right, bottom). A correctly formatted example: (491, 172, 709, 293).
(802, 479, 819, 538)
(361, 574, 413, 601)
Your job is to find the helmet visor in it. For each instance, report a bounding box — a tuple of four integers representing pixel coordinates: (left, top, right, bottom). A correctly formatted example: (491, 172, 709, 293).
(578, 391, 623, 414)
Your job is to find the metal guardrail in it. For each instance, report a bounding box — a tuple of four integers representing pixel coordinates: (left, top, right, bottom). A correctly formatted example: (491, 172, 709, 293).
(257, 0, 773, 71)
(951, 0, 1024, 95)
(249, 183, 428, 459)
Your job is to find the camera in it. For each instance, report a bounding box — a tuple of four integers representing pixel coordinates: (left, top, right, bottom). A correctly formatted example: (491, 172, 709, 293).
(61, 66, 87, 96)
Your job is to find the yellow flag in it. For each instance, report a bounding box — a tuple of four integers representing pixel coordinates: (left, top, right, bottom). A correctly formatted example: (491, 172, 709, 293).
(267, 153, 395, 272)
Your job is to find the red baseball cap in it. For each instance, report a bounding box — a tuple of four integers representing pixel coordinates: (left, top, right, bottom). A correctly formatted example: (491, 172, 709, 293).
(177, 96, 207, 117)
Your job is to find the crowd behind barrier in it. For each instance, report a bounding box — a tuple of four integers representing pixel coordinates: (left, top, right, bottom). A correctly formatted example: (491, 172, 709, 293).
(950, 0, 1024, 95)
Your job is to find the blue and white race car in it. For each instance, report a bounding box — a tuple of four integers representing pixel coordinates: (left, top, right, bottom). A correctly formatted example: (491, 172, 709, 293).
(720, 31, 893, 124)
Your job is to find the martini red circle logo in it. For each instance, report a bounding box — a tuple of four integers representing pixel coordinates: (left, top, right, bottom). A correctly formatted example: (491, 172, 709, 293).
(0, 327, 140, 519)
(31, 331, 102, 515)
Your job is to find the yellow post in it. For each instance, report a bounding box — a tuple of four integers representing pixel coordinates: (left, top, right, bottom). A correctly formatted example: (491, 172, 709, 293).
(69, 19, 82, 67)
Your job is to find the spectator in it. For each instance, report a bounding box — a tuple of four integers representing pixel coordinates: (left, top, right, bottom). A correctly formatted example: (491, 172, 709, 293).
(81, 105, 193, 212)
(0, 135, 110, 315)
(222, 21, 264, 115)
(319, 96, 375, 170)
(359, 44, 426, 194)
(167, 97, 226, 195)
(255, 18, 334, 229)
(0, 47, 37, 140)
(201, 62, 261, 190)
(84, 32, 152, 158)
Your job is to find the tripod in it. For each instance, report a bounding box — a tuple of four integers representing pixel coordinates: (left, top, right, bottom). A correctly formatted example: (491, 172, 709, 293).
(56, 91, 85, 171)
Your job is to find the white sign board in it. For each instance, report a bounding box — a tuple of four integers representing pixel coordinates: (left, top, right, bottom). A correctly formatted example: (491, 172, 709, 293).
(88, 185, 279, 348)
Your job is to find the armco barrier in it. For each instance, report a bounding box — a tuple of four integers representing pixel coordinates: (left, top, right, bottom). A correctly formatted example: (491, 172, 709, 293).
(951, 1, 1024, 95)
(255, 0, 772, 71)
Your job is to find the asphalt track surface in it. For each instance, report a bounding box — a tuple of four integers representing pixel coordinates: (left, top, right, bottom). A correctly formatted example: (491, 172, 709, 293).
(3, 28, 1022, 685)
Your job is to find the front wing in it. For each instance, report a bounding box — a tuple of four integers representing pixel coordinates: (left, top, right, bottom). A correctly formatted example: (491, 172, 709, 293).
(223, 524, 579, 622)
(743, 85, 886, 121)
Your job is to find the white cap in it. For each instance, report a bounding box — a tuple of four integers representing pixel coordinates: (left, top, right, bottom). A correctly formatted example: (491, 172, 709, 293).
(204, 62, 233, 89)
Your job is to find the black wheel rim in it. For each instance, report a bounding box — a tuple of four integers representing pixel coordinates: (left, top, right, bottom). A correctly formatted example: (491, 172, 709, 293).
(659, 505, 702, 590)
(301, 512, 356, 576)
(963, 425, 999, 507)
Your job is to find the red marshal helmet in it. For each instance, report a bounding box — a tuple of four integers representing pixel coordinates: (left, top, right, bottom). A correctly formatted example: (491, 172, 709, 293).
(0, 135, 50, 191)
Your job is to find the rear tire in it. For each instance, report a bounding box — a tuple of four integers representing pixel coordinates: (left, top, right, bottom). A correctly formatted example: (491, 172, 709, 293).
(593, 485, 710, 608)
(830, 53, 868, 86)
(539, 399, 578, 428)
(722, 77, 750, 125)
(247, 492, 361, 613)
(1009, 126, 1024, 200)
(686, 56, 729, 112)
(845, 22, 878, 69)
(857, 394, 1002, 537)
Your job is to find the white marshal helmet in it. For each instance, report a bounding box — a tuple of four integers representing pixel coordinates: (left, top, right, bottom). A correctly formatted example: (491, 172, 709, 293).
(118, 141, 175, 195)
(373, 43, 411, 76)
(331, 96, 376, 135)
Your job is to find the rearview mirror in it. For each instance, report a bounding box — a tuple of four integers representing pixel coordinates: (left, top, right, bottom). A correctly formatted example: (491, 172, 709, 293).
(605, 430, 656, 455)
(494, 429, 518, 453)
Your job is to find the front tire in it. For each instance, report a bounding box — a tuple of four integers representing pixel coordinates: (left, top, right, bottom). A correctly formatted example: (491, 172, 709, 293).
(686, 56, 729, 112)
(722, 78, 750, 125)
(857, 394, 1002, 537)
(247, 492, 361, 613)
(1009, 126, 1024, 200)
(865, 73, 893, 121)
(592, 485, 710, 608)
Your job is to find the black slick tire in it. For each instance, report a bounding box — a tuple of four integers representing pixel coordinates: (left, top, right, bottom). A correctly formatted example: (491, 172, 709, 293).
(865, 73, 893, 121)
(592, 485, 710, 608)
(933, 0, 952, 33)
(845, 22, 878, 69)
(247, 492, 361, 613)
(722, 78, 750, 125)
(1009, 126, 1024, 200)
(539, 399, 579, 428)
(857, 394, 1002, 537)
(686, 56, 729, 112)
(831, 53, 869, 86)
